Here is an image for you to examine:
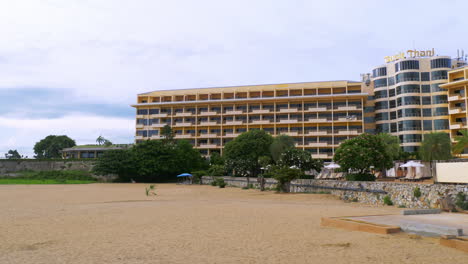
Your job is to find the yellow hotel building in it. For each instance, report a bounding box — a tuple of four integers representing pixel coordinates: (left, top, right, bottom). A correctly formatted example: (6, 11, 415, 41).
(131, 81, 373, 159)
(441, 65, 468, 158)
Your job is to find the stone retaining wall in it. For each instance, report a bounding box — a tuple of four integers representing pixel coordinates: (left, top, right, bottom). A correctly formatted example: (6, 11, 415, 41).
(201, 176, 468, 209)
(0, 160, 95, 174)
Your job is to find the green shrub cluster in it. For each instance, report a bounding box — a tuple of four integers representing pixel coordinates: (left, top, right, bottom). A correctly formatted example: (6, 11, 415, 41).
(345, 173, 376, 181)
(14, 170, 96, 181)
(413, 187, 421, 198)
(383, 195, 393, 206)
(456, 192, 468, 210)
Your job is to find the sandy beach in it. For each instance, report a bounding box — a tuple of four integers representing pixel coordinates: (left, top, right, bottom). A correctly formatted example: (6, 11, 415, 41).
(0, 183, 465, 264)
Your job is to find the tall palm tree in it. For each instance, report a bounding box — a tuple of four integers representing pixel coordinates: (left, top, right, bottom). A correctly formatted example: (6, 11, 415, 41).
(453, 129, 468, 155)
(419, 132, 452, 178)
(96, 135, 105, 146)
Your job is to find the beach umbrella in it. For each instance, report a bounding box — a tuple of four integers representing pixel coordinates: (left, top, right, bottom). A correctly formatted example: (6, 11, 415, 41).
(177, 173, 193, 177)
(324, 162, 341, 169)
(400, 161, 424, 178)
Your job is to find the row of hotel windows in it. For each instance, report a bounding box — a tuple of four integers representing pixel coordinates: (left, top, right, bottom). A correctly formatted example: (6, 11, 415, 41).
(374, 84, 446, 98)
(376, 119, 449, 133)
(375, 108, 449, 121)
(374, 95, 448, 109)
(136, 101, 363, 115)
(136, 125, 363, 137)
(374, 71, 448, 88)
(372, 58, 451, 77)
(136, 113, 364, 125)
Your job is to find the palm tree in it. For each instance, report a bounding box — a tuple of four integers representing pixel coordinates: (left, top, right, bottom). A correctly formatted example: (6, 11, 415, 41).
(96, 135, 105, 146)
(419, 132, 452, 178)
(453, 129, 468, 155)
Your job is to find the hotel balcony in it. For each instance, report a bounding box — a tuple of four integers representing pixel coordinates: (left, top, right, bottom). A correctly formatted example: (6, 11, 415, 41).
(312, 154, 333, 159)
(251, 109, 270, 114)
(307, 131, 329, 136)
(198, 144, 221, 148)
(450, 123, 463, 130)
(279, 108, 299, 113)
(175, 112, 193, 117)
(174, 134, 193, 139)
(224, 120, 244, 125)
(199, 121, 219, 126)
(135, 135, 144, 140)
(151, 123, 168, 128)
(199, 111, 219, 116)
(306, 118, 329, 123)
(283, 131, 299, 136)
(449, 108, 465, 115)
(173, 122, 194, 127)
(224, 133, 241, 137)
(251, 119, 271, 125)
(150, 135, 161, 140)
(307, 142, 329, 147)
(337, 130, 360, 135)
(150, 113, 168, 118)
(136, 124, 145, 128)
(198, 133, 218, 138)
(448, 95, 464, 102)
(279, 119, 299, 124)
(337, 106, 358, 111)
(307, 107, 328, 112)
(225, 110, 244, 115)
(336, 117, 360, 122)
(136, 115, 147, 119)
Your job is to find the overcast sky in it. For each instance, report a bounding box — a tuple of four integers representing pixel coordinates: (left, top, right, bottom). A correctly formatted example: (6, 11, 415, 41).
(0, 0, 467, 158)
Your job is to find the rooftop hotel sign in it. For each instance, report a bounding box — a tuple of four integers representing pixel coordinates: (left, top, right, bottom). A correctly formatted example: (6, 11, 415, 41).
(384, 48, 435, 63)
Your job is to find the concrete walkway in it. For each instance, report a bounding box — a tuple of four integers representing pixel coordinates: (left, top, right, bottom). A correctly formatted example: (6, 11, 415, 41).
(346, 213, 468, 237)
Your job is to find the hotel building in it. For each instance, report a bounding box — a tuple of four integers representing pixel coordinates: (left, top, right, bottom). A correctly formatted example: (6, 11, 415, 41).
(132, 49, 466, 158)
(440, 65, 468, 158)
(131, 81, 372, 159)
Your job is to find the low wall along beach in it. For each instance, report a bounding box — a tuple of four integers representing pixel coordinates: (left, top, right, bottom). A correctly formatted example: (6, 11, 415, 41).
(201, 176, 467, 209)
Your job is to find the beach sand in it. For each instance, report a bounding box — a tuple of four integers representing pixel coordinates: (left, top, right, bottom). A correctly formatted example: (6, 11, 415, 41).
(0, 184, 465, 263)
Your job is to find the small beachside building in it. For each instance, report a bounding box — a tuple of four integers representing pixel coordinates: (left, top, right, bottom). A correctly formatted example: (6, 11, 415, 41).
(61, 144, 132, 159)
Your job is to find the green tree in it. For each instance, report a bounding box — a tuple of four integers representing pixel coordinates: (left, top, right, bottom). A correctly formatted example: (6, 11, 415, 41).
(278, 148, 323, 173)
(224, 130, 273, 185)
(453, 129, 468, 155)
(96, 135, 105, 146)
(5, 149, 22, 159)
(92, 149, 135, 181)
(209, 151, 224, 165)
(419, 132, 452, 178)
(258, 155, 272, 191)
(161, 125, 174, 143)
(334, 133, 392, 176)
(419, 132, 452, 161)
(33, 135, 76, 159)
(103, 139, 113, 147)
(377, 133, 401, 177)
(269, 134, 295, 163)
(272, 167, 303, 192)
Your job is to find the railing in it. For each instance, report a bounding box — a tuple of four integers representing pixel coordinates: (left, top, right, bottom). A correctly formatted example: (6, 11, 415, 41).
(198, 133, 219, 138)
(224, 120, 244, 125)
(279, 108, 299, 113)
(225, 110, 244, 115)
(150, 113, 168, 118)
(199, 121, 219, 126)
(307, 107, 328, 112)
(175, 112, 193, 117)
(250, 109, 271, 114)
(199, 111, 219, 116)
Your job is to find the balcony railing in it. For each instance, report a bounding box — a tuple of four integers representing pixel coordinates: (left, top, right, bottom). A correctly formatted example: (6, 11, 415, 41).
(450, 124, 463, 129)
(135, 135, 144, 140)
(151, 123, 168, 128)
(174, 134, 193, 139)
(224, 120, 244, 125)
(199, 121, 219, 126)
(337, 106, 359, 111)
(251, 119, 271, 124)
(199, 111, 219, 116)
(307, 142, 329, 147)
(279, 108, 299, 113)
(449, 108, 464, 115)
(307, 131, 329, 136)
(307, 107, 328, 112)
(278, 119, 299, 124)
(225, 110, 244, 115)
(136, 124, 145, 128)
(173, 122, 194, 127)
(448, 95, 463, 101)
(198, 144, 221, 148)
(224, 133, 240, 137)
(150, 113, 168, 118)
(283, 132, 299, 136)
(306, 118, 329, 122)
(337, 130, 360, 135)
(251, 109, 271, 114)
(198, 133, 218, 138)
(312, 154, 333, 159)
(175, 112, 193, 117)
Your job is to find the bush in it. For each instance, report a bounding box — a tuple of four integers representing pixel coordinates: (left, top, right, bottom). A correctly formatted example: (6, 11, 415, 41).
(345, 173, 376, 181)
(208, 165, 225, 176)
(192, 170, 207, 184)
(210, 180, 217, 186)
(18, 170, 96, 181)
(215, 178, 226, 188)
(413, 187, 421, 198)
(383, 195, 393, 206)
(272, 167, 304, 192)
(455, 192, 468, 210)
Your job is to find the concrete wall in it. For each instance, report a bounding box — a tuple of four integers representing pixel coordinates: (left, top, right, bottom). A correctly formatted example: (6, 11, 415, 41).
(0, 160, 95, 174)
(201, 176, 467, 209)
(436, 162, 468, 184)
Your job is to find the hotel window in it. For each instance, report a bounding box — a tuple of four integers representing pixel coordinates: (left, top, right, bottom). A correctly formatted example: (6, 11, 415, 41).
(376, 123, 390, 133)
(401, 108, 421, 117)
(421, 72, 430, 81)
(396, 72, 420, 83)
(390, 123, 397, 132)
(137, 109, 148, 115)
(148, 130, 159, 136)
(396, 60, 419, 71)
(434, 119, 449, 130)
(390, 111, 397, 120)
(402, 134, 422, 143)
(375, 90, 387, 99)
(372, 67, 387, 78)
(375, 101, 388, 110)
(422, 96, 431, 105)
(149, 109, 159, 115)
(398, 120, 421, 131)
(364, 116, 375, 123)
(403, 146, 418, 153)
(160, 108, 171, 114)
(400, 84, 420, 93)
(433, 107, 448, 116)
(401, 96, 420, 106)
(374, 78, 387, 88)
(375, 112, 389, 121)
(421, 85, 430, 93)
(364, 106, 374, 113)
(137, 119, 148, 125)
(430, 58, 451, 69)
(423, 120, 433, 131)
(389, 89, 396, 97)
(422, 109, 432, 117)
(136, 130, 148, 137)
(432, 95, 448, 104)
(388, 77, 395, 86)
(431, 70, 448, 80)
(430, 83, 444, 92)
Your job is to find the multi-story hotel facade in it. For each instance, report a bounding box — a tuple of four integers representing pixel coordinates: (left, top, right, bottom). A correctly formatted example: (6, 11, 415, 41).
(132, 49, 466, 158)
(131, 81, 371, 159)
(441, 65, 468, 158)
